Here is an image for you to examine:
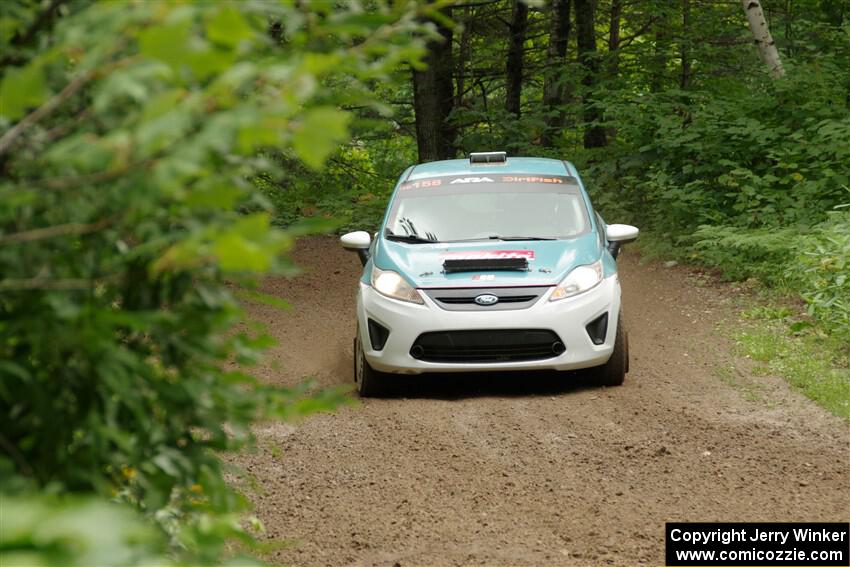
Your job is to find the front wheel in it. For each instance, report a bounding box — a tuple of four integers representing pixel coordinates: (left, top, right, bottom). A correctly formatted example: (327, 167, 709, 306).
(592, 312, 628, 387)
(354, 333, 388, 397)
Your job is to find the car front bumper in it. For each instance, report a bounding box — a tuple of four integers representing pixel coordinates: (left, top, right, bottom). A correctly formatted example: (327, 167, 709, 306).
(356, 275, 621, 374)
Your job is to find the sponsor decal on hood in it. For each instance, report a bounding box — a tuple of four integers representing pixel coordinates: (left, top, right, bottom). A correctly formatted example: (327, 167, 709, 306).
(440, 250, 535, 260)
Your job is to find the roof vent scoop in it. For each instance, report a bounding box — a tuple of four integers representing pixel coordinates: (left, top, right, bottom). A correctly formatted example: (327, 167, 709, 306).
(469, 151, 507, 164)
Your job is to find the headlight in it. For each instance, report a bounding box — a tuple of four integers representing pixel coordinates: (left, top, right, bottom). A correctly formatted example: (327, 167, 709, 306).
(549, 260, 603, 301)
(370, 265, 423, 304)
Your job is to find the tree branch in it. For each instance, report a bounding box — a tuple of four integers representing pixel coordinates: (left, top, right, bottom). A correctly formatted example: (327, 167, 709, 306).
(45, 106, 93, 142)
(451, 0, 500, 8)
(0, 274, 121, 290)
(328, 157, 383, 180)
(616, 17, 657, 49)
(0, 278, 95, 290)
(0, 55, 133, 157)
(37, 158, 154, 190)
(0, 432, 33, 477)
(0, 217, 114, 245)
(0, 69, 94, 157)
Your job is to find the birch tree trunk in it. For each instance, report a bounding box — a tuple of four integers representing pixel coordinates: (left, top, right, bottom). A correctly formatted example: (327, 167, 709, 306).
(742, 0, 785, 78)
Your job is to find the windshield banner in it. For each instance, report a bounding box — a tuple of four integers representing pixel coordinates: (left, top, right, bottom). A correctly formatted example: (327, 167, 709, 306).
(399, 174, 576, 191)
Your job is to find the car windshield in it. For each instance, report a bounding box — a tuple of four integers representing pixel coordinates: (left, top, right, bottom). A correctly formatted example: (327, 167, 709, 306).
(385, 179, 590, 242)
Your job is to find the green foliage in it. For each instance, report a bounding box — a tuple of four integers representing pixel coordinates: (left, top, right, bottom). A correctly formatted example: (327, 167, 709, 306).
(257, 136, 418, 233)
(792, 209, 850, 344)
(293, 108, 353, 170)
(691, 225, 798, 285)
(0, 60, 47, 120)
(0, 1, 425, 565)
(591, 75, 850, 233)
(1, 492, 278, 566)
(1, 494, 177, 567)
(580, 21, 850, 344)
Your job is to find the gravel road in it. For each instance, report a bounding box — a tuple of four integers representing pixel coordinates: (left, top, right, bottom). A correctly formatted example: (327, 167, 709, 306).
(235, 236, 849, 567)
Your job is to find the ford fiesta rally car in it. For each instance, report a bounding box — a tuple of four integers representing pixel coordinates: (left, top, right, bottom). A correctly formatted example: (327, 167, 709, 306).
(341, 152, 639, 396)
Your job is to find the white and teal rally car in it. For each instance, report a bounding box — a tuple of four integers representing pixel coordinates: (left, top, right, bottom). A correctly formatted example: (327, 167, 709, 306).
(341, 152, 638, 396)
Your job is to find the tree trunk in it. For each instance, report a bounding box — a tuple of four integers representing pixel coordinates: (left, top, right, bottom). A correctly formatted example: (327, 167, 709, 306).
(574, 0, 607, 148)
(604, 0, 623, 143)
(412, 7, 456, 162)
(541, 0, 571, 147)
(607, 0, 622, 76)
(742, 0, 785, 78)
(680, 0, 691, 89)
(456, 7, 473, 110)
(505, 0, 529, 117)
(650, 14, 668, 92)
(783, 0, 794, 58)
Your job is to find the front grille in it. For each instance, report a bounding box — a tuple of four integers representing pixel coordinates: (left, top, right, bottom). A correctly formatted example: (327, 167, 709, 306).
(436, 295, 537, 304)
(421, 286, 550, 311)
(410, 329, 564, 363)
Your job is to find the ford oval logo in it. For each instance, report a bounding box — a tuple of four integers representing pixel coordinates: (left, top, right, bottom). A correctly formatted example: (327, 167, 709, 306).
(474, 293, 499, 306)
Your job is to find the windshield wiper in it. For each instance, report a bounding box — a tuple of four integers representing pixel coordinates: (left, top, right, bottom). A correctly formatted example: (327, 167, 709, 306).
(487, 235, 557, 241)
(385, 230, 439, 244)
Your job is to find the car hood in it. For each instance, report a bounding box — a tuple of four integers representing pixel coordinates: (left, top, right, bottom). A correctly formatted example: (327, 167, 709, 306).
(373, 234, 603, 288)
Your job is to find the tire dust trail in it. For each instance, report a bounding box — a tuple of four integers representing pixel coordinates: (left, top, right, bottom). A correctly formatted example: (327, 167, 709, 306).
(237, 236, 849, 567)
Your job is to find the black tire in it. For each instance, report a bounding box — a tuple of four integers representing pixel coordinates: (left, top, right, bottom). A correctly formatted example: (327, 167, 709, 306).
(592, 312, 628, 387)
(353, 333, 388, 397)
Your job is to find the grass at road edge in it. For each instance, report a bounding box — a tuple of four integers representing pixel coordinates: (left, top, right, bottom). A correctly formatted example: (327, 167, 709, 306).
(733, 306, 849, 420)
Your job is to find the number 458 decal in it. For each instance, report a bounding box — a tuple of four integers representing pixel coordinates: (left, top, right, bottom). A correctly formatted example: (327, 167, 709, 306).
(398, 179, 443, 191)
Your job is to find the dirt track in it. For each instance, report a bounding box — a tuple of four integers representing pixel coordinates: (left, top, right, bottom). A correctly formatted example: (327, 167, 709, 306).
(237, 236, 849, 567)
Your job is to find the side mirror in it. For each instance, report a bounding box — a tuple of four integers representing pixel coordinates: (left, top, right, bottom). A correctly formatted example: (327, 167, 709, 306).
(340, 231, 371, 266)
(605, 224, 639, 259)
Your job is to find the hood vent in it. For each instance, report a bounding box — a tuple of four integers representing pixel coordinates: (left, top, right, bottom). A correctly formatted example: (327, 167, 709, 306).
(443, 257, 529, 274)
